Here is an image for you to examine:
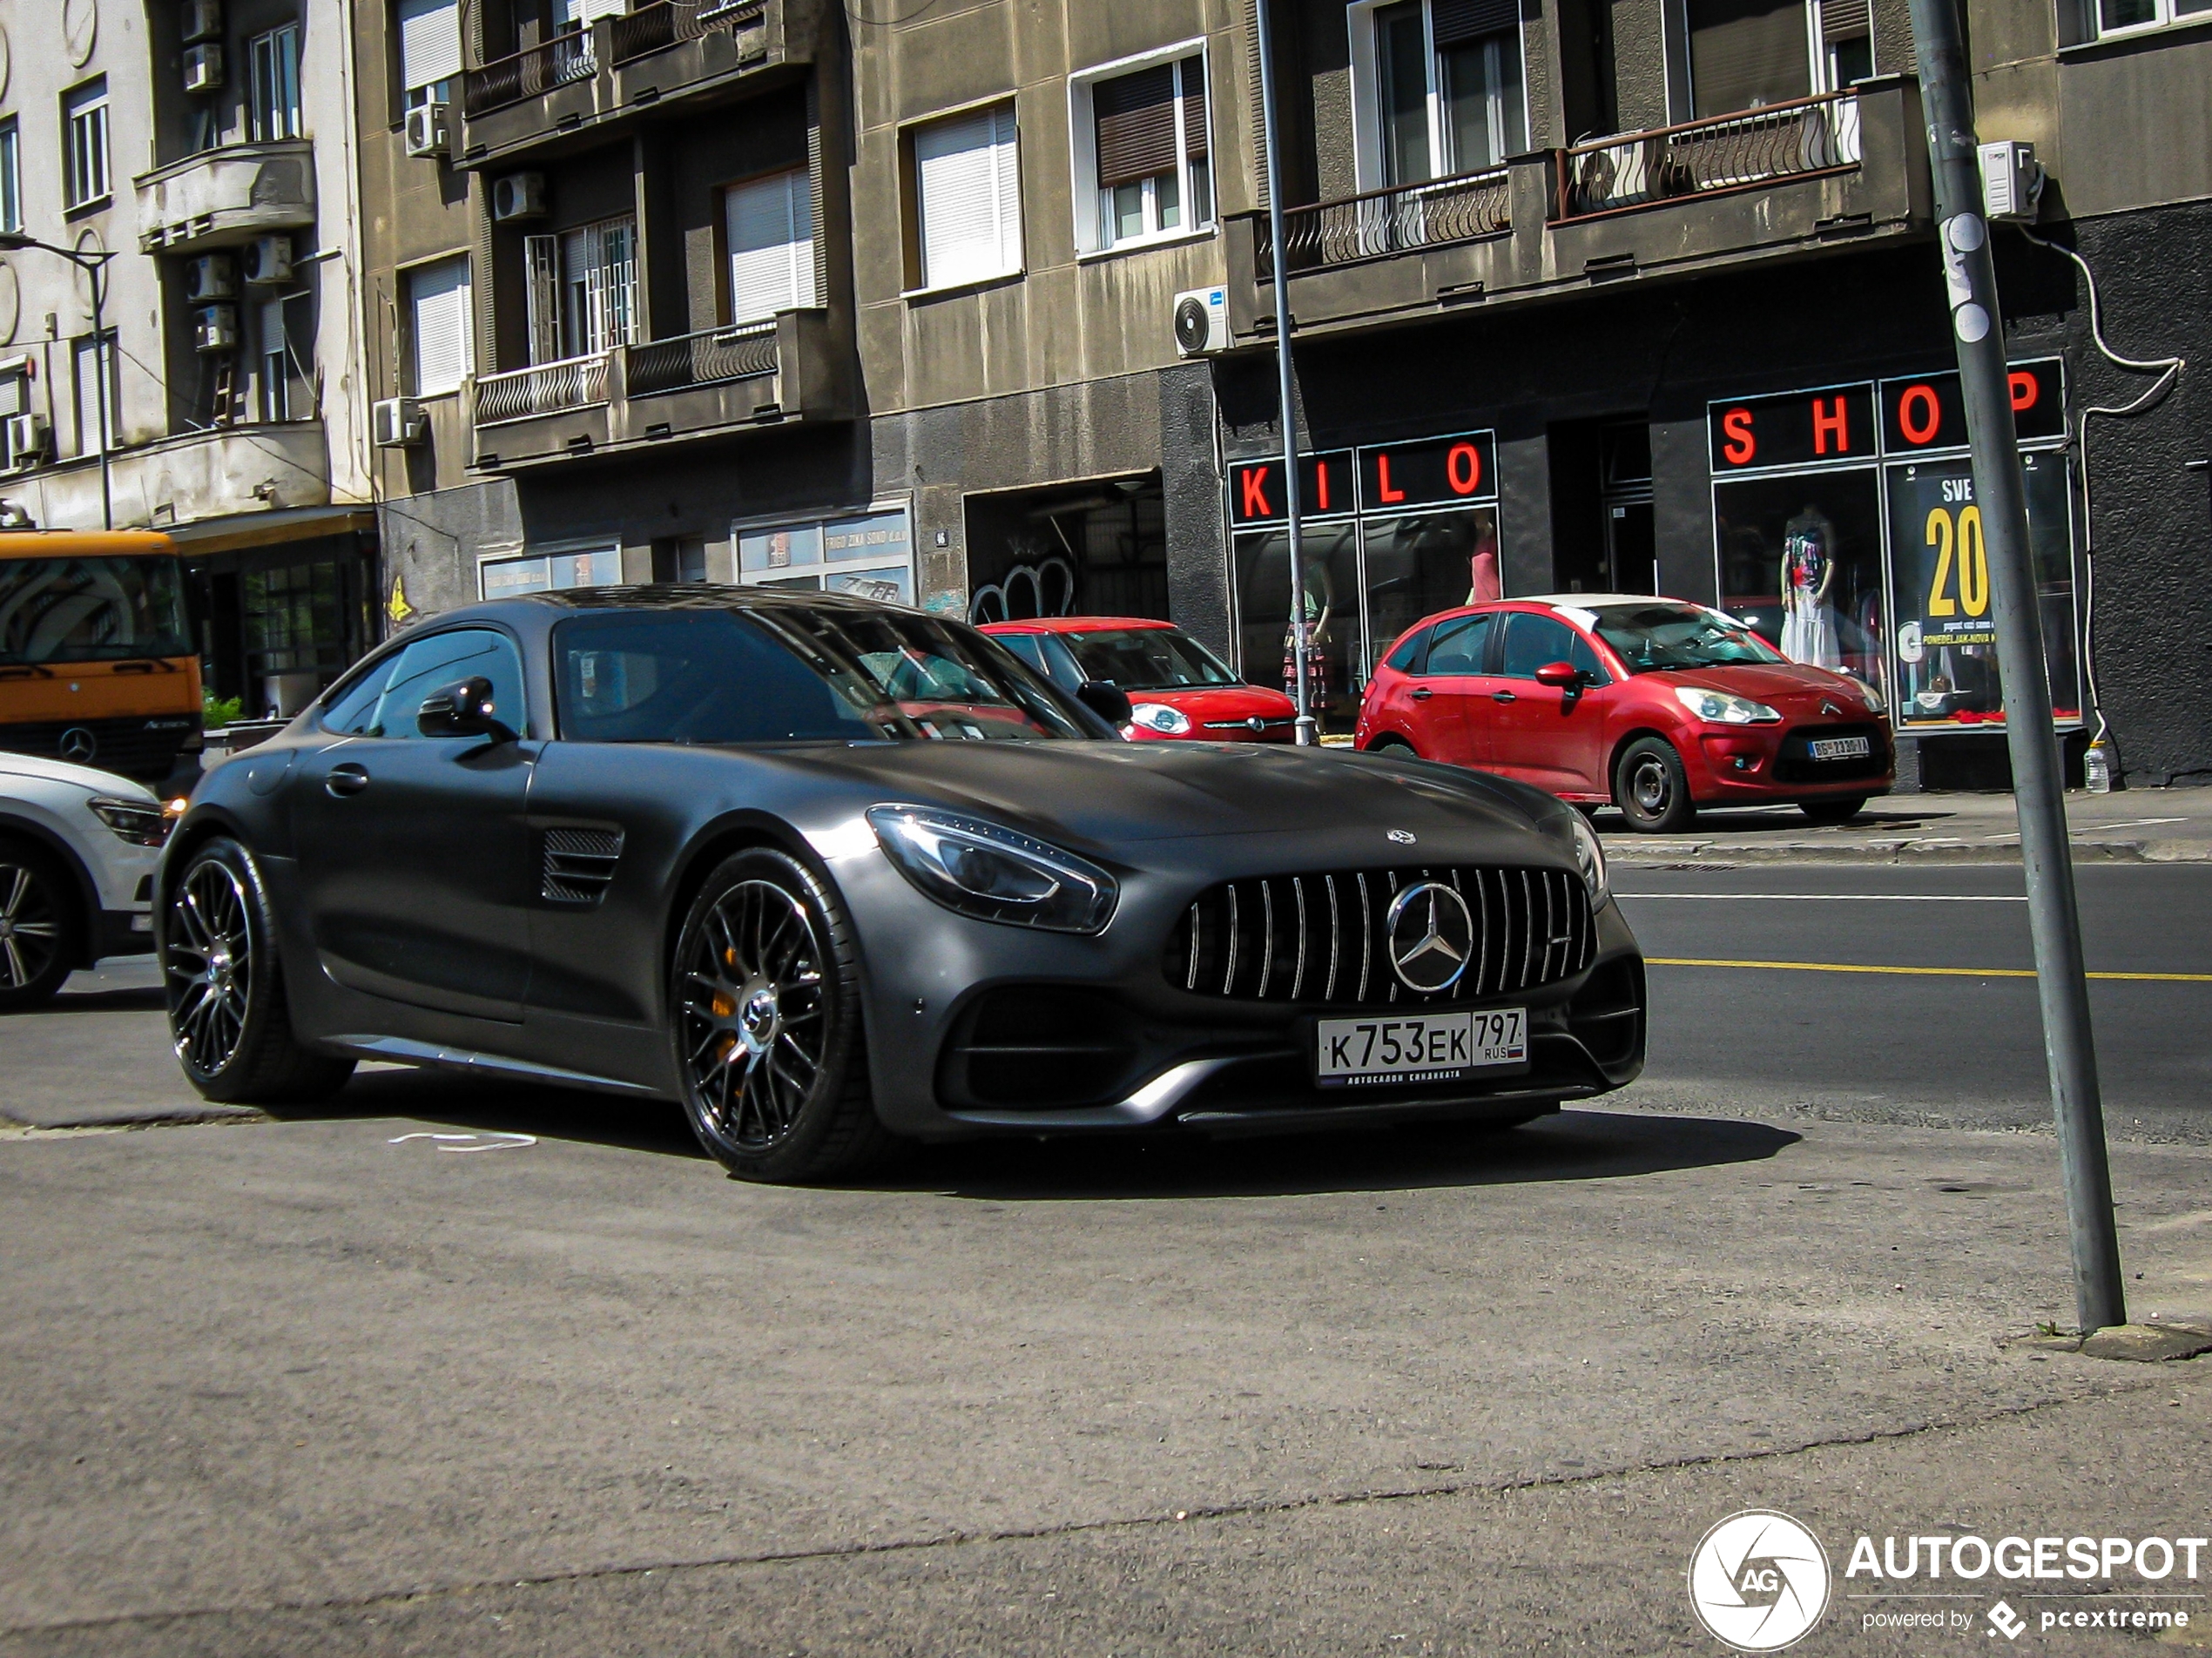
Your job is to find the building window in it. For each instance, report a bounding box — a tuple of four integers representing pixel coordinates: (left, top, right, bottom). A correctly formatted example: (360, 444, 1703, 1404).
(1350, 0, 1525, 191)
(526, 218, 637, 361)
(260, 293, 313, 421)
(406, 253, 473, 395)
(724, 169, 816, 325)
(396, 0, 461, 109)
(1813, 0, 1873, 88)
(63, 78, 110, 210)
(1680, 0, 1811, 117)
(0, 121, 20, 234)
(251, 25, 305, 141)
(71, 332, 120, 456)
(1073, 48, 1212, 253)
(480, 544, 622, 598)
(907, 104, 1022, 292)
(736, 507, 914, 603)
(2093, 0, 2212, 34)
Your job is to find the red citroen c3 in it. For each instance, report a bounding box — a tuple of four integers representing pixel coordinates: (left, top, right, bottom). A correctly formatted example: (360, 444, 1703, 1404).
(980, 617, 1298, 742)
(1354, 596, 1893, 831)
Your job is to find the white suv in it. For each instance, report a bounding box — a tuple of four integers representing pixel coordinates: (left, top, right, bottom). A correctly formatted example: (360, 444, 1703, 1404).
(0, 751, 171, 1009)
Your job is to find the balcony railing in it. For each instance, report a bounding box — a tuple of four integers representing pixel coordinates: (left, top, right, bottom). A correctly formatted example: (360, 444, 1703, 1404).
(1557, 91, 1861, 221)
(1255, 165, 1512, 280)
(625, 320, 779, 397)
(610, 0, 766, 65)
(464, 31, 597, 118)
(475, 354, 610, 426)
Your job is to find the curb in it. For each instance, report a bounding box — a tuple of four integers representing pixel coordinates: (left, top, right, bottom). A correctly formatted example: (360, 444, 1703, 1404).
(1604, 837, 2212, 866)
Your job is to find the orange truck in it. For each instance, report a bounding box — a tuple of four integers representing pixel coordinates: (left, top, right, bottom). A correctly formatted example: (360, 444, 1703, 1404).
(0, 529, 203, 792)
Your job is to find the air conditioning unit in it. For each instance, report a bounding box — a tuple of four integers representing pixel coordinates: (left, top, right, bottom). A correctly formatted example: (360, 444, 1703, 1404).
(1979, 140, 2044, 221)
(1171, 286, 1229, 358)
(373, 396, 428, 448)
(242, 235, 293, 286)
(183, 42, 225, 92)
(185, 253, 236, 302)
(194, 304, 239, 354)
(5, 413, 51, 468)
(490, 172, 548, 222)
(404, 101, 451, 159)
(182, 0, 222, 43)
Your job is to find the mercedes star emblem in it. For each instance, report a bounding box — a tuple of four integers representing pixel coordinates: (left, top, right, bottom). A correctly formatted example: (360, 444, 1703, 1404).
(1384, 880, 1475, 994)
(58, 727, 98, 764)
(1386, 828, 1417, 845)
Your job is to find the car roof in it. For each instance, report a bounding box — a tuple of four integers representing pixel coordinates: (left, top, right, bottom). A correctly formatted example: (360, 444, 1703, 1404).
(381, 583, 934, 641)
(975, 616, 1179, 635)
(1514, 593, 1688, 610)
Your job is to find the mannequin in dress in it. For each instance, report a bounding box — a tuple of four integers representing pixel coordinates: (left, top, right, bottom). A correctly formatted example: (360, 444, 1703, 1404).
(1466, 520, 1501, 604)
(1779, 507, 1843, 669)
(1282, 555, 1335, 715)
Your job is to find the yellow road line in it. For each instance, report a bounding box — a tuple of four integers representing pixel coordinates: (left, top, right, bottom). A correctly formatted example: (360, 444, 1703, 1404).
(1647, 957, 2212, 983)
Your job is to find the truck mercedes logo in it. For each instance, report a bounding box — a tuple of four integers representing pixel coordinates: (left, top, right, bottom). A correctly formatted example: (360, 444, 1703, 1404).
(58, 727, 97, 764)
(1384, 880, 1474, 994)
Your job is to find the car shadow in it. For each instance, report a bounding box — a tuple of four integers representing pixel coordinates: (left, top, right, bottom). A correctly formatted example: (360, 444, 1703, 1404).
(21, 986, 169, 1015)
(263, 1067, 1798, 1200)
(1589, 803, 1952, 836)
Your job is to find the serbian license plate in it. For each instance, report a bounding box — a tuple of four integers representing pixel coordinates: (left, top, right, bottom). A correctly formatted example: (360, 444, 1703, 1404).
(1314, 1008, 1528, 1088)
(1808, 734, 1871, 761)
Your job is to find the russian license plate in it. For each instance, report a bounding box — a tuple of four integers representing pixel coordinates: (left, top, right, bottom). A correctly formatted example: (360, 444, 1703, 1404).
(1314, 1008, 1528, 1088)
(1808, 735, 1871, 760)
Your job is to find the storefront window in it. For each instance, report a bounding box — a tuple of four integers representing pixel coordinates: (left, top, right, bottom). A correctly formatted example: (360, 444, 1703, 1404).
(736, 507, 914, 605)
(1713, 468, 1888, 705)
(1359, 507, 1500, 676)
(480, 546, 621, 598)
(1884, 452, 2079, 729)
(1231, 522, 1361, 733)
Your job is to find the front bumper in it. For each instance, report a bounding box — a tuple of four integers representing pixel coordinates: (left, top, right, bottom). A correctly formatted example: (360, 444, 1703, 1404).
(1685, 718, 1894, 802)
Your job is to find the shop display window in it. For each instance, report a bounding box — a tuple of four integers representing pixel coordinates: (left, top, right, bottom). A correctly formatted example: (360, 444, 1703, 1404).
(1359, 507, 1501, 675)
(1884, 451, 2079, 728)
(1231, 523, 1362, 733)
(1713, 468, 1889, 706)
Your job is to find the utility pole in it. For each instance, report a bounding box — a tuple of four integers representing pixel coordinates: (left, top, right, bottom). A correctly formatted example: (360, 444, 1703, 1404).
(1905, 0, 2126, 1332)
(1252, 0, 1316, 745)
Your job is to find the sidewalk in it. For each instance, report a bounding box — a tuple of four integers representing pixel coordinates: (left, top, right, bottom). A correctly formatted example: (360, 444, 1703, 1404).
(1596, 785, 2212, 865)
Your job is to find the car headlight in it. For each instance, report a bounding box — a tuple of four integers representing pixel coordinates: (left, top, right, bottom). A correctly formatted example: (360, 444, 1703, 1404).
(867, 805, 1118, 933)
(86, 795, 170, 846)
(1850, 675, 1885, 714)
(1672, 685, 1781, 725)
(1128, 703, 1191, 736)
(1568, 811, 1610, 912)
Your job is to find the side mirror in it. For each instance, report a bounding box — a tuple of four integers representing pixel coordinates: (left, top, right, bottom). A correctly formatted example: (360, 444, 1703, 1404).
(1534, 660, 1587, 690)
(1075, 679, 1133, 728)
(418, 677, 519, 743)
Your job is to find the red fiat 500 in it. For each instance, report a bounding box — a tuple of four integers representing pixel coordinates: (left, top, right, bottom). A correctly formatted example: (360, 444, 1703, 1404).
(1354, 596, 1894, 832)
(980, 617, 1298, 742)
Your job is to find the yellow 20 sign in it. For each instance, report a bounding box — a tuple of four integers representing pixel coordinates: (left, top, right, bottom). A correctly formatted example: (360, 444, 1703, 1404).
(1924, 505, 1989, 618)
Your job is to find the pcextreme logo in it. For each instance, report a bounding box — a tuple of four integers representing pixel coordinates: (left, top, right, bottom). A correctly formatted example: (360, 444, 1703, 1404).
(1689, 1511, 1833, 1651)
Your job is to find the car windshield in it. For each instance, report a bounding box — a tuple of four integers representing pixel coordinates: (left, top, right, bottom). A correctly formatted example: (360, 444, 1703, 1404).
(0, 556, 193, 667)
(1058, 627, 1238, 691)
(1584, 602, 1786, 674)
(555, 605, 1095, 745)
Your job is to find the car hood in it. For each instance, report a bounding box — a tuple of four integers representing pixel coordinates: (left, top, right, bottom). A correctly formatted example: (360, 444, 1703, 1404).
(772, 738, 1561, 851)
(0, 751, 158, 799)
(1134, 684, 1298, 720)
(1661, 662, 1871, 712)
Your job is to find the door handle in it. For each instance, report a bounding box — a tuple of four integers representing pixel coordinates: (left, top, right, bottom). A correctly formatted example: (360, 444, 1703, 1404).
(1491, 690, 1518, 704)
(1409, 686, 1433, 701)
(324, 763, 370, 797)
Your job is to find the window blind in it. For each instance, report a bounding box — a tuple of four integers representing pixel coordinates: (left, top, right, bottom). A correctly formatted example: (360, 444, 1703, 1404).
(1431, 0, 1521, 44)
(409, 255, 472, 395)
(396, 0, 462, 91)
(915, 104, 1021, 289)
(1686, 0, 1811, 116)
(725, 170, 816, 324)
(1819, 0, 1871, 41)
(1181, 57, 1210, 158)
(1094, 64, 1177, 188)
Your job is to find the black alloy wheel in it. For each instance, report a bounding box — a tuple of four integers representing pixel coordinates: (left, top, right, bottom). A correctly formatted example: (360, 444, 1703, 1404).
(1614, 737, 1697, 834)
(162, 838, 355, 1102)
(671, 847, 892, 1183)
(0, 839, 79, 1012)
(1800, 796, 1867, 825)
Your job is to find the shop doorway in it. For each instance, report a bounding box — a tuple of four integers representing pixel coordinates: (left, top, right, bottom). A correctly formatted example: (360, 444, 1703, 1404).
(1547, 416, 1656, 596)
(961, 474, 1168, 625)
(1600, 421, 1656, 595)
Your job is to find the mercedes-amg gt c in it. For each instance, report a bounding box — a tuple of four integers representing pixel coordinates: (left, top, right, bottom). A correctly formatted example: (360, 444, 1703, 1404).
(159, 589, 1644, 1182)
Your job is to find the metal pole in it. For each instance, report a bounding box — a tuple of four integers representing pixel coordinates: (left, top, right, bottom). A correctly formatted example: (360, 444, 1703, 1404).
(89, 253, 113, 532)
(1906, 0, 2125, 1332)
(1253, 0, 1316, 745)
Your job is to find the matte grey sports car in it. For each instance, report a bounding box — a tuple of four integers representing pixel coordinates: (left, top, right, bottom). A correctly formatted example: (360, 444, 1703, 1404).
(158, 588, 1644, 1182)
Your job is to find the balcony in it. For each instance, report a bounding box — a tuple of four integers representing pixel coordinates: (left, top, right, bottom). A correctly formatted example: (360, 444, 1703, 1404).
(1229, 75, 1928, 338)
(134, 141, 317, 255)
(468, 308, 847, 469)
(19, 422, 334, 532)
(458, 0, 790, 169)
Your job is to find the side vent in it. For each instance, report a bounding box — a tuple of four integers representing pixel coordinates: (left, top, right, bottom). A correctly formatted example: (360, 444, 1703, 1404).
(541, 826, 624, 903)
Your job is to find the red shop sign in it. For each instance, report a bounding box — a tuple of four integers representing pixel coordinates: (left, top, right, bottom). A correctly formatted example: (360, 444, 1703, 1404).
(1228, 450, 1357, 526)
(1355, 431, 1499, 511)
(1707, 384, 1878, 473)
(1879, 359, 2066, 453)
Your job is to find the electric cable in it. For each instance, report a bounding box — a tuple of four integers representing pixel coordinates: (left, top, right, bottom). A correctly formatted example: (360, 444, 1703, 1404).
(2018, 224, 2186, 758)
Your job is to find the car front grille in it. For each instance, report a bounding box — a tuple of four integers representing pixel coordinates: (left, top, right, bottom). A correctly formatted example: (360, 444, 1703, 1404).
(1772, 722, 1887, 784)
(0, 716, 199, 782)
(1165, 865, 1597, 1008)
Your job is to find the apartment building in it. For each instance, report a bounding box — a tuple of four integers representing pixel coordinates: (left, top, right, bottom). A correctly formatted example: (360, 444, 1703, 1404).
(0, 0, 376, 718)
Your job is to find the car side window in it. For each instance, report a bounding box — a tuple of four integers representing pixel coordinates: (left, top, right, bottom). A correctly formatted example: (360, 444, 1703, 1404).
(320, 655, 401, 735)
(1384, 627, 1429, 673)
(1422, 614, 1493, 677)
(1568, 631, 1611, 685)
(368, 629, 529, 740)
(994, 634, 1051, 678)
(1498, 615, 1578, 680)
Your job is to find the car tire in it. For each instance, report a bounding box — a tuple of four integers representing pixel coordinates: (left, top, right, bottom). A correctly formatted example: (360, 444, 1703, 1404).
(0, 837, 83, 1013)
(671, 846, 895, 1183)
(1614, 738, 1697, 834)
(163, 837, 357, 1103)
(1800, 796, 1867, 825)
(1367, 736, 1417, 757)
